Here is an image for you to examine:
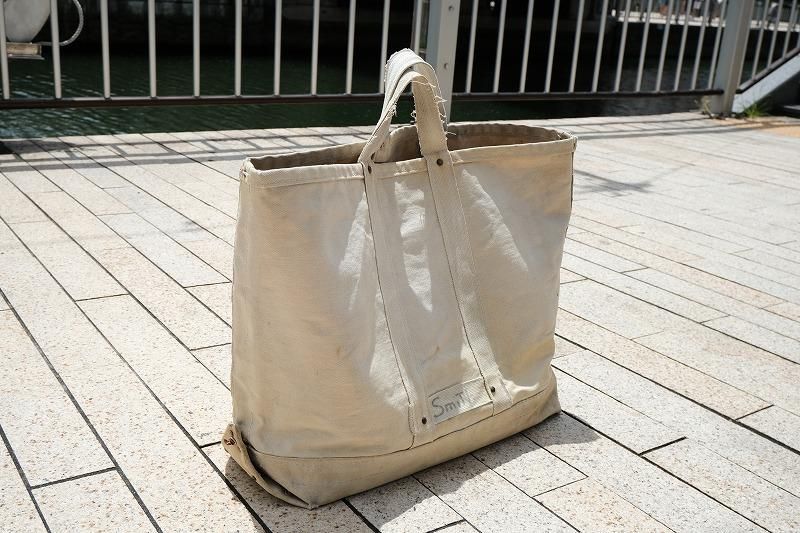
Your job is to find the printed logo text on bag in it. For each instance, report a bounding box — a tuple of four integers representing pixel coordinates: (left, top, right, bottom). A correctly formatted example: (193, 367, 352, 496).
(428, 378, 488, 424)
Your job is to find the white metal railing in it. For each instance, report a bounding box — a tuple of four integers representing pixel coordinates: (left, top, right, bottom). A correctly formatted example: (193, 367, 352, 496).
(1, 0, 799, 115)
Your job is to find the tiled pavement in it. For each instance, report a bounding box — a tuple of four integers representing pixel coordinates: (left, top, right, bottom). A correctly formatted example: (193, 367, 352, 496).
(1, 112, 799, 532)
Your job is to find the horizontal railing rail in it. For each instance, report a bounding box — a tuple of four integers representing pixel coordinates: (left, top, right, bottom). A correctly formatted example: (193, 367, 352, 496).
(1, 0, 798, 115)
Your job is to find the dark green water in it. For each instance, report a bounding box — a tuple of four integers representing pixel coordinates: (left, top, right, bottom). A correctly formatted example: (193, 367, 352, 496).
(0, 52, 703, 138)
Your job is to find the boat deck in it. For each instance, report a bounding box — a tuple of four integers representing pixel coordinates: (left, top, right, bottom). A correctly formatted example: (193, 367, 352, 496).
(1, 112, 799, 532)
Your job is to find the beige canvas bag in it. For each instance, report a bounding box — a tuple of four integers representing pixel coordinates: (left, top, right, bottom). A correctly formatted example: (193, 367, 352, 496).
(223, 49, 576, 508)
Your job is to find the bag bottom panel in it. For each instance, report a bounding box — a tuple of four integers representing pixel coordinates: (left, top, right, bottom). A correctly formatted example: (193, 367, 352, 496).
(222, 371, 560, 508)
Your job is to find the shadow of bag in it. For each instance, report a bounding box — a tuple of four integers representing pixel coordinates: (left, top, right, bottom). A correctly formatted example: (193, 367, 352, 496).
(223, 49, 576, 508)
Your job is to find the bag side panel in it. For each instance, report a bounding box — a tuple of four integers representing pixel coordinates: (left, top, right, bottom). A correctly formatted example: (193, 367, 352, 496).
(457, 150, 573, 403)
(232, 179, 413, 458)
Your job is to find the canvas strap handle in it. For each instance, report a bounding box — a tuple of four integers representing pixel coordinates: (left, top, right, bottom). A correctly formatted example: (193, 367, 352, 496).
(358, 50, 448, 164)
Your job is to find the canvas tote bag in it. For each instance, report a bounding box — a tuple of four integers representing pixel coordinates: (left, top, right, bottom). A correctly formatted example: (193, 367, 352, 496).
(222, 49, 576, 508)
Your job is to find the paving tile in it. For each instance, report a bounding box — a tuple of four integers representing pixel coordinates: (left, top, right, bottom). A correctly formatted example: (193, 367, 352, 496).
(204, 445, 371, 533)
(27, 191, 129, 252)
(181, 238, 234, 280)
(56, 158, 130, 189)
(645, 439, 800, 533)
(569, 215, 700, 263)
(553, 368, 683, 453)
(627, 267, 756, 316)
(553, 335, 582, 358)
(559, 280, 687, 339)
(704, 315, 800, 364)
(738, 248, 800, 278)
(557, 310, 769, 419)
(563, 239, 643, 272)
(101, 213, 227, 287)
(637, 323, 800, 415)
(561, 254, 725, 322)
(0, 220, 258, 530)
(0, 442, 46, 532)
(471, 434, 584, 497)
(731, 305, 800, 342)
(645, 257, 783, 308)
(739, 406, 800, 452)
(0, 310, 111, 486)
(348, 476, 462, 533)
(416, 454, 573, 533)
(559, 268, 584, 284)
(555, 350, 800, 497)
(79, 295, 231, 446)
(0, 174, 47, 223)
(1, 167, 59, 193)
(187, 283, 232, 325)
(766, 301, 800, 322)
(526, 414, 763, 533)
(570, 230, 699, 268)
(10, 220, 125, 301)
(536, 478, 671, 533)
(192, 344, 231, 388)
(688, 258, 800, 305)
(89, 158, 237, 244)
(571, 201, 651, 228)
(33, 471, 155, 532)
(30, 164, 131, 216)
(433, 522, 479, 532)
(92, 247, 231, 350)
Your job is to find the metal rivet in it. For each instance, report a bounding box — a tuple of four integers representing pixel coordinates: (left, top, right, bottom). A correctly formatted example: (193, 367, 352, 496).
(436, 158, 443, 166)
(367, 165, 372, 173)
(421, 417, 427, 425)
(490, 386, 496, 394)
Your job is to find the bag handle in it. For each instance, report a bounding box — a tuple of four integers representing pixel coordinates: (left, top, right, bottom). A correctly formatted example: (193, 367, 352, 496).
(359, 50, 449, 165)
(381, 49, 446, 119)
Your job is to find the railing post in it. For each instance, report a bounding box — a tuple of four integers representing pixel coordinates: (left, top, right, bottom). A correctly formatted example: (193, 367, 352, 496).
(424, 0, 461, 120)
(710, 0, 755, 115)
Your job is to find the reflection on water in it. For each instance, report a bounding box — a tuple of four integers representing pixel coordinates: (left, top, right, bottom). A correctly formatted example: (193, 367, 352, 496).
(0, 53, 707, 138)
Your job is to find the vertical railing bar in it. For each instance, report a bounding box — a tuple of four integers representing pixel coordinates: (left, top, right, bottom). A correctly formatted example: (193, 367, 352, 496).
(492, 0, 508, 93)
(234, 0, 242, 96)
(655, 0, 674, 91)
(519, 0, 535, 92)
(50, 0, 62, 98)
(311, 0, 320, 95)
(545, 0, 561, 92)
(690, 0, 710, 89)
(568, 0, 585, 92)
(707, 0, 726, 89)
(783, 0, 798, 56)
(751, 1, 769, 78)
(413, 0, 423, 52)
(379, 0, 390, 92)
(794, 2, 800, 49)
(274, 0, 282, 95)
(465, 0, 479, 92)
(100, 0, 110, 98)
(346, 0, 356, 94)
(710, 0, 755, 114)
(673, 0, 692, 91)
(766, 0, 782, 66)
(635, 0, 653, 91)
(192, 0, 200, 97)
(613, 0, 632, 92)
(148, 0, 156, 97)
(591, 0, 609, 91)
(0, 0, 8, 99)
